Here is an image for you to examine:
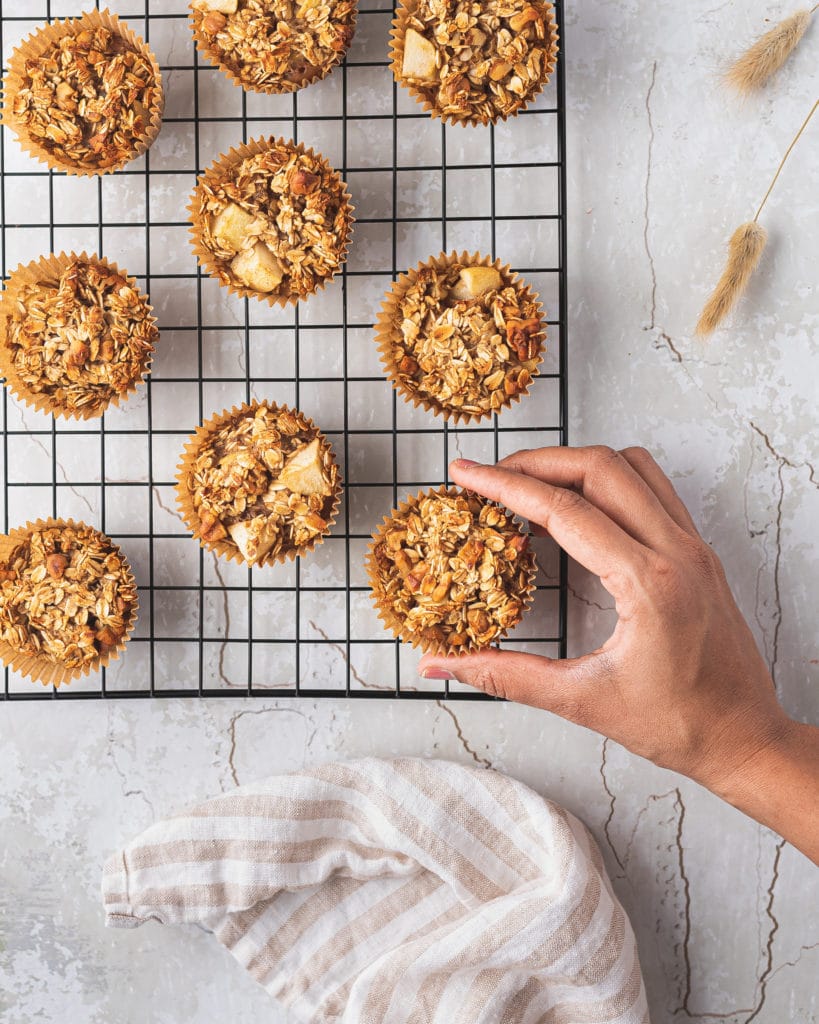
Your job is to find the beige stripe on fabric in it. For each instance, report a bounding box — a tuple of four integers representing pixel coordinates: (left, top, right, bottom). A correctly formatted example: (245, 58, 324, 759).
(501, 903, 627, 1023)
(536, 953, 645, 1024)
(244, 875, 366, 983)
(123, 835, 416, 874)
(399, 855, 600, 1023)
(309, 762, 505, 904)
(320, 900, 464, 1021)
(281, 874, 445, 1011)
(215, 899, 271, 951)
(391, 759, 544, 884)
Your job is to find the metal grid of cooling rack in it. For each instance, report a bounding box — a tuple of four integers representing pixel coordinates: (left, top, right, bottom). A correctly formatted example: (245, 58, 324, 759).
(0, 0, 568, 701)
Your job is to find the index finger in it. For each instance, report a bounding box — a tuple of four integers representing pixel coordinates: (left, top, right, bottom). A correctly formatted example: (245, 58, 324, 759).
(450, 459, 650, 592)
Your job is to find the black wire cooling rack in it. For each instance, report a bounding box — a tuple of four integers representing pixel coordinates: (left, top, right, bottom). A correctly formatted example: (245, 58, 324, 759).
(0, 0, 568, 701)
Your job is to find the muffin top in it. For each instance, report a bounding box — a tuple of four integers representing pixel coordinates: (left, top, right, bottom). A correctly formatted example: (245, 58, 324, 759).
(0, 523, 137, 669)
(397, 0, 557, 124)
(182, 403, 340, 565)
(191, 0, 357, 93)
(10, 21, 160, 170)
(1, 256, 157, 418)
(194, 140, 352, 301)
(384, 259, 544, 420)
(369, 489, 535, 651)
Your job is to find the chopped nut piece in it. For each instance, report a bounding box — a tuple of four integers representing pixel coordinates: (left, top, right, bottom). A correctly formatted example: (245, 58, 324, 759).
(395, 0, 558, 125)
(7, 17, 161, 171)
(368, 489, 535, 652)
(194, 138, 352, 302)
(451, 266, 503, 300)
(402, 28, 438, 80)
(0, 523, 136, 671)
(190, 0, 356, 94)
(379, 256, 545, 422)
(0, 256, 157, 418)
(231, 242, 284, 293)
(179, 402, 339, 565)
(45, 553, 68, 579)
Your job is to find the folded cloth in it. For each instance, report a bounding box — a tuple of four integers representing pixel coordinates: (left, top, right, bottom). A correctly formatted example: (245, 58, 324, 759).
(102, 758, 648, 1024)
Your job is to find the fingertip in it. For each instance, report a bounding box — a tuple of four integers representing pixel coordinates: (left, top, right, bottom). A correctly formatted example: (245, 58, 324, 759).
(450, 458, 481, 474)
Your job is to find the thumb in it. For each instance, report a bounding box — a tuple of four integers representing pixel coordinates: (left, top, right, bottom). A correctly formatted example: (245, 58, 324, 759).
(418, 647, 606, 724)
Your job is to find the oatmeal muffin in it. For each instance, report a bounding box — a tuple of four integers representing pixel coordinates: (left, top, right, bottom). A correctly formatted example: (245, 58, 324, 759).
(189, 137, 353, 305)
(0, 253, 158, 420)
(391, 0, 559, 126)
(190, 0, 357, 94)
(177, 401, 341, 566)
(0, 9, 163, 175)
(376, 252, 545, 423)
(367, 487, 536, 654)
(0, 519, 138, 686)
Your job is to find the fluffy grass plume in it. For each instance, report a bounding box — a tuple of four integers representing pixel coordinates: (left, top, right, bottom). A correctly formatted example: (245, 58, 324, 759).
(695, 222, 767, 336)
(725, 10, 813, 94)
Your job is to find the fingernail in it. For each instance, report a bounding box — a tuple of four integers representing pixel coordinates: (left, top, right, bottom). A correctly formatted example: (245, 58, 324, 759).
(452, 459, 480, 470)
(421, 668, 455, 680)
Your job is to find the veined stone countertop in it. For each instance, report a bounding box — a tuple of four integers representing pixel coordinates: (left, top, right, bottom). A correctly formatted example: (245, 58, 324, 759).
(1, 1, 818, 1021)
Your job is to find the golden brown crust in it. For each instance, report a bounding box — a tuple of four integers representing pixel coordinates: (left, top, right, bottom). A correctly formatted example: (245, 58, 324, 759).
(189, 137, 353, 306)
(391, 0, 559, 127)
(367, 487, 537, 654)
(376, 252, 545, 424)
(1, 10, 163, 174)
(190, 0, 357, 94)
(0, 253, 157, 420)
(176, 401, 341, 566)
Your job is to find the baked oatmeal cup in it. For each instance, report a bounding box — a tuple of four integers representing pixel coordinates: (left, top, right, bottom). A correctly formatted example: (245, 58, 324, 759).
(0, 8, 163, 174)
(367, 487, 537, 655)
(177, 401, 341, 567)
(376, 252, 545, 423)
(190, 0, 357, 94)
(189, 136, 353, 306)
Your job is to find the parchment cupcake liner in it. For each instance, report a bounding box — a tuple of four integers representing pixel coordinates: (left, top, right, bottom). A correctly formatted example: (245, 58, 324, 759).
(389, 0, 559, 127)
(0, 8, 164, 176)
(189, 0, 358, 95)
(0, 518, 138, 688)
(176, 400, 342, 567)
(366, 486, 538, 656)
(188, 136, 354, 307)
(375, 251, 546, 425)
(0, 251, 157, 422)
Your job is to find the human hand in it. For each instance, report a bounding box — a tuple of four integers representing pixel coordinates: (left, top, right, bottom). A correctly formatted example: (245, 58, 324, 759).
(418, 447, 792, 794)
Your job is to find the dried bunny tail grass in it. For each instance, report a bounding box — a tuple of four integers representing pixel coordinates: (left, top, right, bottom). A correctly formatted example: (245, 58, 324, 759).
(724, 9, 813, 95)
(0, 518, 138, 688)
(375, 250, 546, 425)
(175, 400, 341, 568)
(695, 221, 767, 337)
(0, 251, 157, 421)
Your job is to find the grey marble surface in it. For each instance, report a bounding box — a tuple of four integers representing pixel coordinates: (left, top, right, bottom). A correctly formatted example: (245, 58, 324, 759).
(1, 1, 818, 1022)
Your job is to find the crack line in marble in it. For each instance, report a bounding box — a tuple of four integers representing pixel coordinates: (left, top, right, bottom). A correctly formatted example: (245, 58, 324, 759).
(17, 408, 96, 518)
(743, 837, 785, 1024)
(434, 700, 493, 769)
(598, 737, 625, 870)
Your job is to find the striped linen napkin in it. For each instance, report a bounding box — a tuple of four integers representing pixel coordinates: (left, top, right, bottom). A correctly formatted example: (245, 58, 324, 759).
(102, 757, 648, 1024)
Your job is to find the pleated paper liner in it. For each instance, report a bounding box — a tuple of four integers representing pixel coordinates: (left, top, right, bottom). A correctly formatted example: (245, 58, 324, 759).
(0, 251, 157, 422)
(189, 0, 358, 95)
(0, 8, 163, 176)
(0, 519, 138, 688)
(375, 251, 546, 425)
(188, 136, 354, 308)
(175, 400, 342, 568)
(366, 486, 538, 656)
(389, 0, 559, 127)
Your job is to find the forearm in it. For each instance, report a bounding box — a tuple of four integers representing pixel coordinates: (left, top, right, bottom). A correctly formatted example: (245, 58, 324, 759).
(708, 720, 819, 864)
